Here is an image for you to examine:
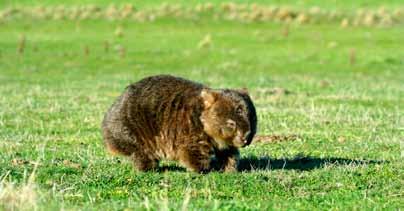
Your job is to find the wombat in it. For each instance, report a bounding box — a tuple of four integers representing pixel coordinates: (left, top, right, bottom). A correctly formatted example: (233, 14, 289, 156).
(101, 75, 257, 172)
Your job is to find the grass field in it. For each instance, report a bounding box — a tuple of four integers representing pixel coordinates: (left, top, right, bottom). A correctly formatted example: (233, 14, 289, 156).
(1, 1, 403, 210)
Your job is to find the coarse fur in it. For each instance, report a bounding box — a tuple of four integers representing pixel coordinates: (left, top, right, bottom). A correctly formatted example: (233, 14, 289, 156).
(101, 75, 257, 172)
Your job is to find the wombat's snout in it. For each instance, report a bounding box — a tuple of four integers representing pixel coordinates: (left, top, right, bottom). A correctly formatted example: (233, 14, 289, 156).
(240, 131, 251, 146)
(234, 130, 250, 147)
(244, 131, 251, 142)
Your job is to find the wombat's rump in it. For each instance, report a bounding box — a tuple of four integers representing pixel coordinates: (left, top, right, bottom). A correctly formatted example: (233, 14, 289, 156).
(102, 75, 257, 172)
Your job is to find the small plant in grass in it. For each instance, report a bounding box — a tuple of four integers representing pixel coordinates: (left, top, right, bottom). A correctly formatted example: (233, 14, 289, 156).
(84, 45, 89, 56)
(17, 35, 26, 55)
(114, 44, 125, 58)
(340, 18, 349, 28)
(197, 34, 212, 49)
(349, 48, 356, 65)
(104, 40, 110, 53)
(282, 25, 289, 38)
(363, 12, 376, 26)
(115, 26, 124, 37)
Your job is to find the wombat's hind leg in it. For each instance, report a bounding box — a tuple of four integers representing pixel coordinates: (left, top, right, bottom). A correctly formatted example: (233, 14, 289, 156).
(103, 134, 134, 156)
(105, 141, 124, 156)
(131, 152, 159, 171)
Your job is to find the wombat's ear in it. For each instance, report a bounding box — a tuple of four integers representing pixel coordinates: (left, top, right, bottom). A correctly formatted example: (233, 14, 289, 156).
(236, 88, 249, 95)
(201, 89, 218, 108)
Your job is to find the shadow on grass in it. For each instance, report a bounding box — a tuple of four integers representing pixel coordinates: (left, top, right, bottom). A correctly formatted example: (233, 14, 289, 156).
(156, 165, 187, 172)
(237, 155, 387, 172)
(155, 155, 386, 172)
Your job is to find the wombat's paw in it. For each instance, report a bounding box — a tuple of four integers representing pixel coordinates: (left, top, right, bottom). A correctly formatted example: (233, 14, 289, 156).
(224, 163, 238, 173)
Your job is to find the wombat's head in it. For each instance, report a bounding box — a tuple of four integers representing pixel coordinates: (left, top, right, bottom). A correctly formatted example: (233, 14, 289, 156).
(200, 88, 257, 149)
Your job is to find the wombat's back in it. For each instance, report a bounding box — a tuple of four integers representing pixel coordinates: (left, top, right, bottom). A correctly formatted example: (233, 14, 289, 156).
(102, 75, 206, 157)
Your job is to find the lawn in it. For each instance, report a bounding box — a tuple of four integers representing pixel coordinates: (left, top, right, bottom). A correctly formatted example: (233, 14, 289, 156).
(0, 1, 403, 210)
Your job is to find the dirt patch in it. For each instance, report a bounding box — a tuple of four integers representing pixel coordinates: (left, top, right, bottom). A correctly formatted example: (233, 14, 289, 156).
(253, 134, 299, 143)
(256, 87, 293, 96)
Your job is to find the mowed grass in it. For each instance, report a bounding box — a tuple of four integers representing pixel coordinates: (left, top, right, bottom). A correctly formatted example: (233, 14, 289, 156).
(1, 2, 404, 210)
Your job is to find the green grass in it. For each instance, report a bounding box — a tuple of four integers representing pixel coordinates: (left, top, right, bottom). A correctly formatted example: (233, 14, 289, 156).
(1, 1, 404, 210)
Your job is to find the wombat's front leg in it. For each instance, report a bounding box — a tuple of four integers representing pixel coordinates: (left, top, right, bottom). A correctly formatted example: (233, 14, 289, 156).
(214, 147, 240, 172)
(178, 144, 213, 173)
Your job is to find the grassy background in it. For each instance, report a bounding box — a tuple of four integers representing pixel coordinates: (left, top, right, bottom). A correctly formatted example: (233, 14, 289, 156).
(0, 1, 403, 210)
(2, 0, 404, 10)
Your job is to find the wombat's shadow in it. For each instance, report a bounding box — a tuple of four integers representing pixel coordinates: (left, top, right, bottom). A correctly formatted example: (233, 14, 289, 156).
(237, 155, 386, 172)
(156, 156, 386, 172)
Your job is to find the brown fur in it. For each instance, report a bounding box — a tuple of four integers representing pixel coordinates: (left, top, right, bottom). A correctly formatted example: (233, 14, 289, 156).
(101, 75, 257, 172)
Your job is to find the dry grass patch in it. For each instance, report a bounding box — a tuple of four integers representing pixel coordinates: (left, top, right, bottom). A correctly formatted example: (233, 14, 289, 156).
(0, 175, 39, 211)
(253, 134, 300, 143)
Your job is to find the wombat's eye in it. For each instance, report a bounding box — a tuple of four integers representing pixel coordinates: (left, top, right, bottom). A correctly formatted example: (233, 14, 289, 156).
(236, 106, 243, 115)
(226, 119, 236, 130)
